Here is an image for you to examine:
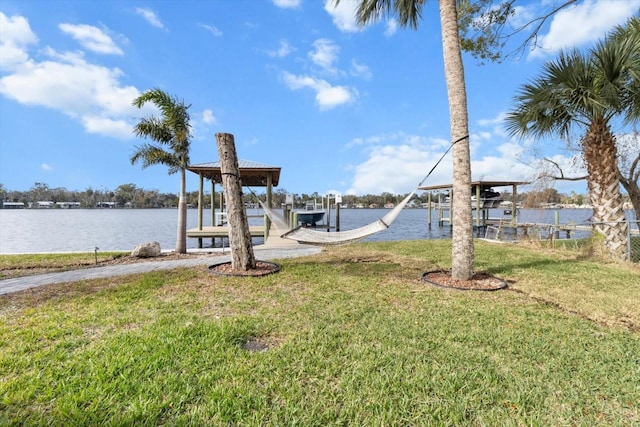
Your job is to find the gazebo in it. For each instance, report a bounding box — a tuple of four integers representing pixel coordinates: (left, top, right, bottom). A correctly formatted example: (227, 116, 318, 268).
(186, 159, 281, 247)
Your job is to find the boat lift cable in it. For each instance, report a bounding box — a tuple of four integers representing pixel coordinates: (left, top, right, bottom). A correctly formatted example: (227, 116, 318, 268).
(416, 133, 466, 188)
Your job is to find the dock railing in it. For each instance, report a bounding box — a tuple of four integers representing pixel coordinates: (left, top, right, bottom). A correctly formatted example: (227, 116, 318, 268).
(485, 219, 639, 263)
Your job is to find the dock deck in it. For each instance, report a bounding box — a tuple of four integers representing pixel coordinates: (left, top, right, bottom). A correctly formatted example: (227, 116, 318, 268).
(187, 225, 266, 239)
(187, 223, 307, 249)
(187, 225, 266, 248)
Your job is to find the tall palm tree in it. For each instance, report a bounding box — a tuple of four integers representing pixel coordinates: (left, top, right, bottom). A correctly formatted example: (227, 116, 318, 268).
(335, 0, 474, 280)
(131, 88, 192, 254)
(506, 18, 639, 260)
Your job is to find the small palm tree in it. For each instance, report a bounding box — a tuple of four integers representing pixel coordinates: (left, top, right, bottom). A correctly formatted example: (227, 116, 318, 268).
(506, 17, 639, 260)
(131, 88, 192, 254)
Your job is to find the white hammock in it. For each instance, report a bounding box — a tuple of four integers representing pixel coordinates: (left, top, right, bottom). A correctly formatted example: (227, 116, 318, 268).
(259, 190, 416, 246)
(255, 134, 465, 246)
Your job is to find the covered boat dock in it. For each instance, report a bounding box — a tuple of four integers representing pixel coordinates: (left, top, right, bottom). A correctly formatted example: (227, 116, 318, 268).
(419, 180, 530, 229)
(186, 159, 281, 248)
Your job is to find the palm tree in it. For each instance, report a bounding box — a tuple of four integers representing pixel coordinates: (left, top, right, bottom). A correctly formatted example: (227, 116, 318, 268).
(131, 88, 192, 254)
(335, 0, 474, 280)
(506, 17, 639, 261)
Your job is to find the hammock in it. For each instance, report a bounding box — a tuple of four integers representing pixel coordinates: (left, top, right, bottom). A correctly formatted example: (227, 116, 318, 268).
(256, 134, 466, 246)
(259, 189, 416, 246)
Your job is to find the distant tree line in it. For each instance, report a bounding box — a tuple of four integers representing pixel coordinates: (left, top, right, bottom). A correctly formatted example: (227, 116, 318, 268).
(0, 182, 183, 209)
(2, 181, 627, 210)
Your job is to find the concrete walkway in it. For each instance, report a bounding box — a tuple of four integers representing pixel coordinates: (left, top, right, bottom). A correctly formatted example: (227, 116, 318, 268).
(0, 245, 322, 296)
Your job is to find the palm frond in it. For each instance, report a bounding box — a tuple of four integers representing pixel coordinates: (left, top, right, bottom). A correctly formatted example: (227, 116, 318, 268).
(393, 0, 423, 29)
(133, 117, 173, 144)
(130, 144, 178, 171)
(351, 0, 392, 26)
(131, 88, 193, 172)
(336, 0, 422, 30)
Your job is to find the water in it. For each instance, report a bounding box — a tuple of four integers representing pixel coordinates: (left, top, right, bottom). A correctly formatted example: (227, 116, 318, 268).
(0, 207, 630, 254)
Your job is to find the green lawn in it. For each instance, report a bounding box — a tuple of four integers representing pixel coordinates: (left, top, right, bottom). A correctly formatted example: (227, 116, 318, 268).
(1, 240, 639, 425)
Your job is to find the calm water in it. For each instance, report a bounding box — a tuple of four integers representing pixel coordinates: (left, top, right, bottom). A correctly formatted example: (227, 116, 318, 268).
(0, 207, 623, 254)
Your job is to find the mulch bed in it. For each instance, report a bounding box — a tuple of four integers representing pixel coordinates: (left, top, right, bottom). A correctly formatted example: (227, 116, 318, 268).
(208, 261, 281, 277)
(422, 270, 508, 291)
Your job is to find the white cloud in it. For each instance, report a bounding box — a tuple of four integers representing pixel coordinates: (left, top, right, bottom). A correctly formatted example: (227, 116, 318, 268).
(200, 23, 223, 37)
(470, 139, 532, 181)
(272, 0, 301, 8)
(279, 27, 368, 110)
(41, 163, 53, 171)
(0, 12, 38, 71)
(0, 49, 137, 116)
(348, 142, 449, 195)
(135, 7, 164, 29)
(350, 59, 372, 80)
(0, 25, 141, 140)
(324, 0, 361, 33)
(0, 13, 37, 46)
(316, 84, 355, 109)
(59, 23, 123, 55)
(202, 109, 216, 124)
(267, 39, 295, 58)
(281, 71, 356, 110)
(477, 112, 509, 138)
(477, 112, 507, 127)
(309, 38, 340, 75)
(470, 155, 531, 182)
(384, 19, 398, 37)
(345, 133, 453, 194)
(529, 0, 637, 59)
(82, 116, 133, 139)
(344, 129, 538, 195)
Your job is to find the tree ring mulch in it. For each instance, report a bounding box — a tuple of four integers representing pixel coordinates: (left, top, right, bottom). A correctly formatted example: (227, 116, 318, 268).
(208, 260, 281, 277)
(422, 269, 508, 291)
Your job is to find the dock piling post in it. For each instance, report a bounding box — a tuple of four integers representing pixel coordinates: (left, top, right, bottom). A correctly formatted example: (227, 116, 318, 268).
(427, 192, 432, 229)
(326, 196, 331, 232)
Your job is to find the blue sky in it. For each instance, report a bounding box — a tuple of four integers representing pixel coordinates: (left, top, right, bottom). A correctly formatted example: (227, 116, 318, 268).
(0, 0, 637, 197)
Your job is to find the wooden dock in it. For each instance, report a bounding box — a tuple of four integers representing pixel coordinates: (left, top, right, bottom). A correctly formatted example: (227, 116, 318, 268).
(187, 225, 266, 248)
(186, 223, 308, 249)
(438, 217, 604, 239)
(187, 225, 266, 238)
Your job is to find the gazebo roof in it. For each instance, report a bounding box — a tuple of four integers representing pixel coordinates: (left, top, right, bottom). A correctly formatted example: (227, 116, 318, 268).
(419, 180, 530, 191)
(187, 159, 281, 187)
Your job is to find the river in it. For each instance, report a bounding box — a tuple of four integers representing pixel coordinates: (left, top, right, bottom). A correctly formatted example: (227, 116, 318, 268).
(0, 207, 631, 254)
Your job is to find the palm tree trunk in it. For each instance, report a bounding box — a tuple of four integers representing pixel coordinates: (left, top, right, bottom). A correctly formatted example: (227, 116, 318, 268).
(216, 133, 256, 270)
(583, 119, 628, 260)
(175, 168, 187, 254)
(439, 0, 474, 280)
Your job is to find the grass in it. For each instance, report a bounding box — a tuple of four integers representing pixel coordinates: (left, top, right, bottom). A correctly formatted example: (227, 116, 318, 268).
(1, 240, 639, 425)
(0, 251, 128, 279)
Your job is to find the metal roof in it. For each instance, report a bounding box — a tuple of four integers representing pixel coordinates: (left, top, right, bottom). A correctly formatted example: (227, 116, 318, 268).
(187, 159, 281, 187)
(419, 180, 530, 191)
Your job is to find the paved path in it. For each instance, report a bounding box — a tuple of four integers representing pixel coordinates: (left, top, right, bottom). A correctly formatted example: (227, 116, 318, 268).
(0, 245, 322, 296)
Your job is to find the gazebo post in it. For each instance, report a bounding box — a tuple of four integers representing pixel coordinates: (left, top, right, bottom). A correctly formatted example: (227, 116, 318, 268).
(197, 174, 204, 229)
(214, 178, 216, 248)
(428, 192, 432, 229)
(219, 193, 224, 223)
(197, 173, 204, 248)
(512, 184, 518, 223)
(475, 185, 482, 228)
(265, 173, 273, 241)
